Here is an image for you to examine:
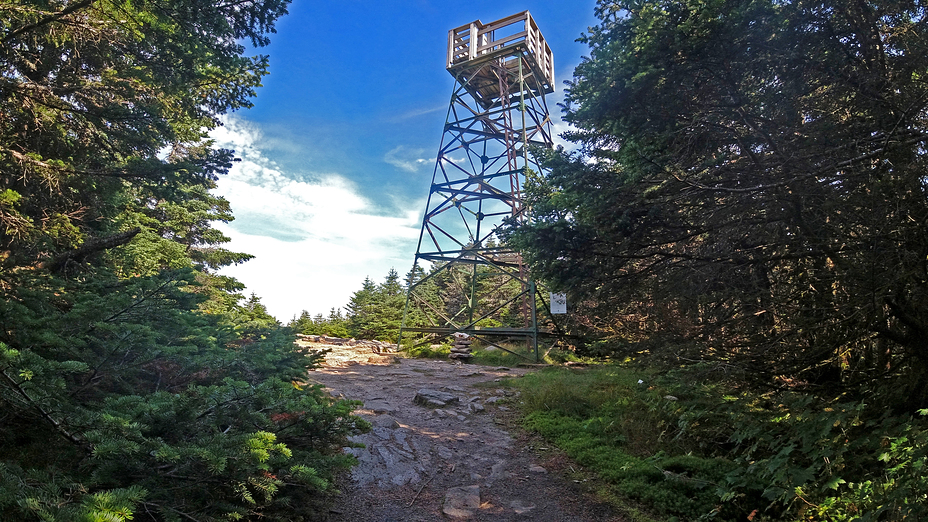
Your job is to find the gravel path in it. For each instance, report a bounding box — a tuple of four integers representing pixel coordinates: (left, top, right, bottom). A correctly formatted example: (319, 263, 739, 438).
(304, 342, 623, 521)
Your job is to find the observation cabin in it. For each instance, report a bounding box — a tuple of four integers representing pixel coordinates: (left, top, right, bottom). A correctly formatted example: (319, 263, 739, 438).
(446, 11, 555, 110)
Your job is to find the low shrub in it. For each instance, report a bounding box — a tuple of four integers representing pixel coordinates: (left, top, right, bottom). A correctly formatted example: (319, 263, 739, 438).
(717, 397, 928, 521)
(472, 344, 534, 366)
(509, 364, 928, 520)
(403, 343, 450, 359)
(512, 366, 734, 520)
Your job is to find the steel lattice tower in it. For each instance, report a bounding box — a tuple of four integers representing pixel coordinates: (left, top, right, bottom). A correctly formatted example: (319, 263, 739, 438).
(399, 11, 556, 359)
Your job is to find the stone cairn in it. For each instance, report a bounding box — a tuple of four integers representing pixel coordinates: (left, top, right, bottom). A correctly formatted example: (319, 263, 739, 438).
(448, 332, 474, 360)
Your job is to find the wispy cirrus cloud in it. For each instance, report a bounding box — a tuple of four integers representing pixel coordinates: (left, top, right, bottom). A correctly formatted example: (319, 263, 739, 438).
(384, 145, 432, 173)
(394, 104, 447, 120)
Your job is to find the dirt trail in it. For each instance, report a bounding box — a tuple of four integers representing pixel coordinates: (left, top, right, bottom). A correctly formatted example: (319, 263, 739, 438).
(303, 342, 622, 521)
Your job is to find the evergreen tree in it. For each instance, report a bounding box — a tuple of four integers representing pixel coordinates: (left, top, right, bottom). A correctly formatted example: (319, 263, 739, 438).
(322, 308, 350, 338)
(0, 1, 367, 520)
(381, 267, 403, 296)
(289, 310, 315, 334)
(372, 268, 405, 342)
(341, 269, 408, 342)
(505, 0, 928, 404)
(346, 276, 379, 340)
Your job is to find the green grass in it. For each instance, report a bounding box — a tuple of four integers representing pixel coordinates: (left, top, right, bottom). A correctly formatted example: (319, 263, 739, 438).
(471, 345, 534, 366)
(500, 364, 928, 521)
(506, 366, 737, 521)
(403, 340, 540, 366)
(402, 343, 449, 359)
(467, 341, 587, 366)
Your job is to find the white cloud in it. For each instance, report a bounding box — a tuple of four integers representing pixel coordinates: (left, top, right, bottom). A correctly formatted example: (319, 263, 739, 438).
(384, 145, 432, 172)
(551, 119, 576, 151)
(210, 116, 423, 321)
(214, 223, 415, 322)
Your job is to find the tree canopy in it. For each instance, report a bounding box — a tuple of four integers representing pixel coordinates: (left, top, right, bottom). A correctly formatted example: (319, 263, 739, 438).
(506, 0, 928, 404)
(0, 1, 367, 520)
(292, 268, 408, 342)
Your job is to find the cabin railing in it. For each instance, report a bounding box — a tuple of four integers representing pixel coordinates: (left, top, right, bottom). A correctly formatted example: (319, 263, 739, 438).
(447, 11, 554, 87)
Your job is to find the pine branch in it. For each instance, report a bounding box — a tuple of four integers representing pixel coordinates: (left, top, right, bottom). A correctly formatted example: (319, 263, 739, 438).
(95, 279, 172, 326)
(40, 227, 141, 273)
(4, 148, 150, 178)
(0, 368, 87, 449)
(139, 501, 201, 522)
(2, 0, 96, 44)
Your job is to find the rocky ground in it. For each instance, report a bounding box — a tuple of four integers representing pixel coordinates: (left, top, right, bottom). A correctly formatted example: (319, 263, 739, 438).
(302, 340, 623, 521)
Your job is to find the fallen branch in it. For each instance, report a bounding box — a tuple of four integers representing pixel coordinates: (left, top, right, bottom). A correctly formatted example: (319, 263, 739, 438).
(407, 471, 437, 507)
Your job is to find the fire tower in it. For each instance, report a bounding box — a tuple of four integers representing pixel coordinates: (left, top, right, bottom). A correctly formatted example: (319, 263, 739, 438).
(399, 11, 556, 360)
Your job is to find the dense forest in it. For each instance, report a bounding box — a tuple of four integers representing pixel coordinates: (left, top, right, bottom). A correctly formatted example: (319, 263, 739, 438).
(510, 0, 928, 406)
(4, 0, 928, 520)
(499, 0, 928, 519)
(288, 262, 531, 344)
(289, 269, 406, 341)
(0, 0, 368, 520)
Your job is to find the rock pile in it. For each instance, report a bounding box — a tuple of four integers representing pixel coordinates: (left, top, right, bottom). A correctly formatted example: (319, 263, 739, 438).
(448, 332, 474, 360)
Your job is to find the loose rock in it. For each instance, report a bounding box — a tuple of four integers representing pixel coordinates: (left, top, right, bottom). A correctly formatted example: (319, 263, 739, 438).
(414, 388, 459, 408)
(443, 485, 480, 518)
(510, 499, 537, 515)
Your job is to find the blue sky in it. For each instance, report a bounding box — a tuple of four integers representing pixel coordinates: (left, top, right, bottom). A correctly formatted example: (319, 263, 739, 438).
(210, 1, 600, 321)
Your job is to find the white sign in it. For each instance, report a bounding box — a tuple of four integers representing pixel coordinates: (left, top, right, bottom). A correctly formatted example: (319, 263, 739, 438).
(550, 292, 567, 314)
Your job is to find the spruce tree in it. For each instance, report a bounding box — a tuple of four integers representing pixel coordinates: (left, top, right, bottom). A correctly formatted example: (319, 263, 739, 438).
(0, 1, 368, 520)
(346, 276, 378, 340)
(505, 0, 928, 403)
(373, 268, 405, 342)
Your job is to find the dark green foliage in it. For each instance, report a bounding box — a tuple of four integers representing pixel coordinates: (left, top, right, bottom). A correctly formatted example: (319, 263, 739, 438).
(397, 263, 446, 344)
(505, 0, 928, 403)
(512, 365, 928, 520)
(346, 276, 381, 340)
(289, 308, 352, 338)
(374, 268, 406, 339)
(0, 273, 367, 520)
(651, 372, 928, 521)
(346, 269, 404, 341)
(0, 0, 368, 520)
(502, 1, 928, 519)
(512, 367, 735, 520)
(290, 310, 316, 334)
(718, 397, 928, 521)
